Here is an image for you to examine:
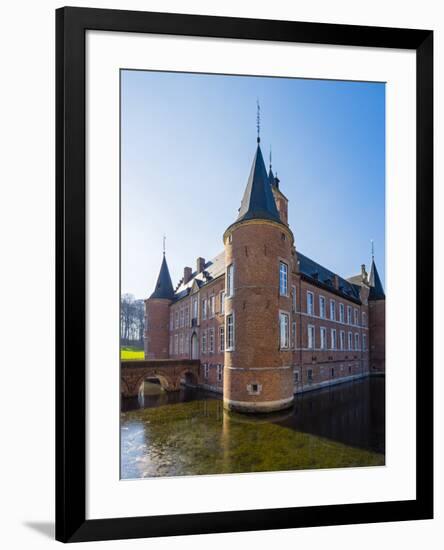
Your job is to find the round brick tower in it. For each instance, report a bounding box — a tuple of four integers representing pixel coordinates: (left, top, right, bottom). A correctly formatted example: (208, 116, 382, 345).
(368, 257, 386, 373)
(144, 253, 175, 359)
(223, 141, 295, 413)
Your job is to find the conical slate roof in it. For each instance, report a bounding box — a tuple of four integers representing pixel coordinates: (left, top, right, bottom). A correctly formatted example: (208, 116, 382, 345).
(237, 144, 280, 223)
(150, 254, 175, 300)
(369, 259, 385, 300)
(268, 166, 279, 189)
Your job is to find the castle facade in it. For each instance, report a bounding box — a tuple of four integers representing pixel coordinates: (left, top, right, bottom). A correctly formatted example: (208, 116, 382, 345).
(144, 137, 385, 413)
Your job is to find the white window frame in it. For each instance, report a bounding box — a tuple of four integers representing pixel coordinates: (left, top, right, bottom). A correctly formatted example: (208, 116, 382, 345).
(279, 261, 288, 296)
(279, 312, 290, 349)
(348, 331, 353, 351)
(347, 305, 352, 324)
(226, 313, 235, 351)
(174, 334, 179, 355)
(220, 291, 225, 314)
(219, 325, 225, 352)
(175, 311, 179, 329)
(354, 308, 359, 326)
(307, 324, 315, 349)
(362, 311, 367, 327)
(204, 363, 209, 379)
(355, 333, 360, 351)
(319, 295, 326, 318)
(340, 330, 345, 350)
(209, 295, 215, 318)
(226, 264, 234, 297)
(331, 328, 337, 350)
(320, 326, 327, 349)
(217, 364, 223, 382)
(202, 330, 207, 353)
(330, 299, 336, 321)
(339, 303, 345, 323)
(292, 321, 297, 349)
(306, 291, 314, 316)
(202, 299, 207, 320)
(209, 327, 215, 353)
(193, 298, 198, 320)
(362, 333, 367, 351)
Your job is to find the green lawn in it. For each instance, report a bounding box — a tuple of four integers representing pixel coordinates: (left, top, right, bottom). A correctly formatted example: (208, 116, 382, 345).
(120, 346, 144, 360)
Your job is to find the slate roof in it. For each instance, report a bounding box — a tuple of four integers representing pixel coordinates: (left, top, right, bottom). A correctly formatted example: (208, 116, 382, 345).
(368, 259, 385, 300)
(150, 254, 175, 300)
(297, 252, 362, 303)
(237, 144, 281, 223)
(173, 249, 363, 304)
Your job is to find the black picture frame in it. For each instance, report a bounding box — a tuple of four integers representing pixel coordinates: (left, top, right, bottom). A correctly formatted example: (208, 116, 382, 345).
(56, 6, 434, 543)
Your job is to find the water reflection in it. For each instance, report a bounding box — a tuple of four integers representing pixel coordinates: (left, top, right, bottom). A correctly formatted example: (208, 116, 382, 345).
(121, 376, 385, 479)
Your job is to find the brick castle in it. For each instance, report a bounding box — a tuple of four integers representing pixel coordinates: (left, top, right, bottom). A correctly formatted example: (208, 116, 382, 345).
(143, 135, 385, 413)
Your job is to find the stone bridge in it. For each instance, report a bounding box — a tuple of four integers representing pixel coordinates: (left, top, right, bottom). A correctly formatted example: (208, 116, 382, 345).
(121, 359, 201, 398)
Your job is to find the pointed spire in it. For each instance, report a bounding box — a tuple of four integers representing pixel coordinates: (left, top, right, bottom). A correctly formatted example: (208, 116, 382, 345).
(237, 143, 280, 223)
(150, 254, 175, 300)
(368, 255, 385, 301)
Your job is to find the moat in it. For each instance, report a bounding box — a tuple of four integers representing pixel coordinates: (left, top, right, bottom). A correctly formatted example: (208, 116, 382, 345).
(121, 376, 385, 479)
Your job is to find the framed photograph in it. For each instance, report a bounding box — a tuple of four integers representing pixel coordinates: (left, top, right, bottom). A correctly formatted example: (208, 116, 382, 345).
(56, 6, 433, 543)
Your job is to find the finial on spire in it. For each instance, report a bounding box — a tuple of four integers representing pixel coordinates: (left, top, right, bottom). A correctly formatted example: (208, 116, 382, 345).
(371, 239, 374, 260)
(256, 98, 261, 143)
(163, 234, 166, 256)
(269, 146, 272, 170)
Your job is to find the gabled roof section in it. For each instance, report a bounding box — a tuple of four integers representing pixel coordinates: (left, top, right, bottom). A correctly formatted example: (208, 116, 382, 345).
(174, 251, 226, 301)
(149, 254, 175, 300)
(237, 144, 281, 223)
(369, 259, 385, 300)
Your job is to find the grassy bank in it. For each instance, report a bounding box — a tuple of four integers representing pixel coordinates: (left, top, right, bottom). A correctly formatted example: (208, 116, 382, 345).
(120, 346, 144, 360)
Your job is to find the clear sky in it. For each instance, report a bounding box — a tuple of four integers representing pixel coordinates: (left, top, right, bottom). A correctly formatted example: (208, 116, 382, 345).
(121, 70, 385, 299)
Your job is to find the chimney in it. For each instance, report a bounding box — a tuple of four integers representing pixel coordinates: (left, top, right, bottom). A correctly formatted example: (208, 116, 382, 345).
(333, 274, 340, 289)
(361, 264, 368, 283)
(196, 257, 205, 273)
(183, 266, 192, 284)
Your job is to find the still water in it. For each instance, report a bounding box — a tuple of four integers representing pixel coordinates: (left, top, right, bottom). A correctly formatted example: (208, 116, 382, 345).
(121, 376, 385, 479)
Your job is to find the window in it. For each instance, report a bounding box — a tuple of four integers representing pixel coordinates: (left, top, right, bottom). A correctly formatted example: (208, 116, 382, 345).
(185, 306, 189, 326)
(170, 313, 174, 330)
(294, 370, 299, 383)
(217, 364, 223, 382)
(307, 291, 314, 315)
(331, 367, 335, 378)
(292, 321, 297, 349)
(193, 298, 198, 320)
(174, 334, 179, 355)
(180, 309, 184, 327)
(179, 333, 183, 354)
(204, 363, 209, 379)
(209, 328, 215, 353)
(362, 311, 367, 327)
(331, 328, 337, 350)
(347, 305, 352, 324)
(320, 327, 327, 349)
(175, 311, 179, 329)
(292, 286, 297, 313)
(319, 296, 326, 318)
(227, 264, 234, 297)
(348, 331, 353, 350)
(226, 314, 234, 350)
(330, 299, 336, 321)
(354, 308, 359, 326)
(280, 312, 290, 349)
(355, 333, 360, 351)
(202, 299, 207, 320)
(209, 295, 215, 318)
(279, 262, 288, 296)
(340, 330, 345, 350)
(307, 324, 315, 349)
(307, 368, 313, 382)
(220, 291, 225, 314)
(362, 334, 367, 351)
(339, 303, 345, 323)
(202, 330, 207, 353)
(219, 326, 225, 352)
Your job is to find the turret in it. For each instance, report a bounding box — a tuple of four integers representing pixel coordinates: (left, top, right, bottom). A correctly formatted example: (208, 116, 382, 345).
(223, 139, 295, 413)
(144, 253, 175, 359)
(368, 257, 385, 373)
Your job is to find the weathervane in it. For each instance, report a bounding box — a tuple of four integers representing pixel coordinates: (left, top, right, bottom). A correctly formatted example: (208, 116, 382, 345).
(256, 98, 261, 143)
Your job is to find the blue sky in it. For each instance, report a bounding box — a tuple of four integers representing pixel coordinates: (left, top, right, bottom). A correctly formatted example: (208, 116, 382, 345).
(121, 70, 385, 299)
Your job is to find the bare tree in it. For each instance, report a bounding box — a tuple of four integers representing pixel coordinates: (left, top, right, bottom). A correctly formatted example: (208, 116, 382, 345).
(120, 294, 144, 348)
